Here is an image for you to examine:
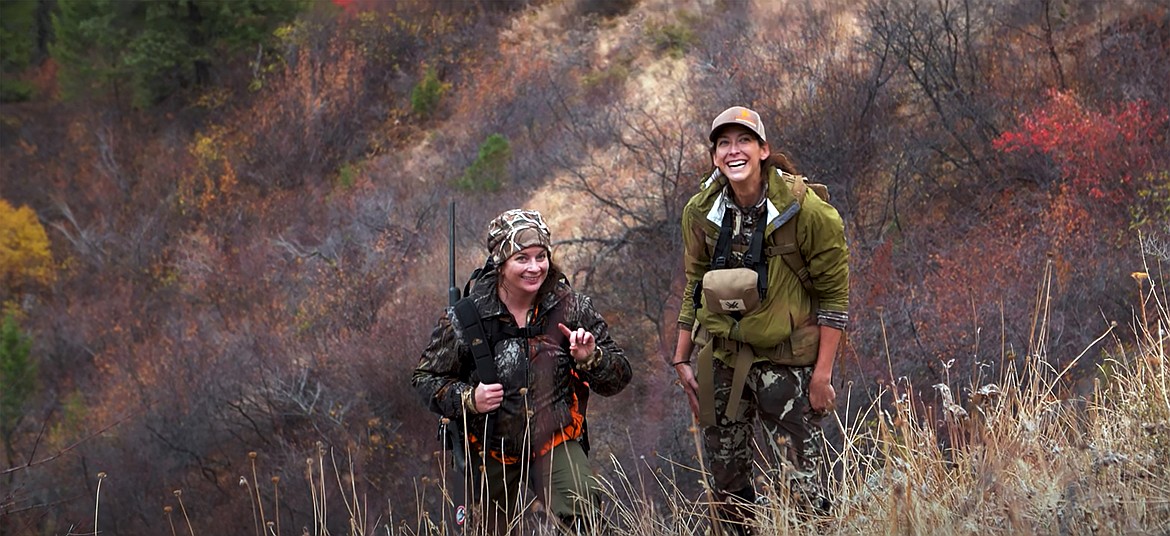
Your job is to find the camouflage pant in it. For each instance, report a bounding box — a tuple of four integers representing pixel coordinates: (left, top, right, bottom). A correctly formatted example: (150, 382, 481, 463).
(701, 357, 831, 514)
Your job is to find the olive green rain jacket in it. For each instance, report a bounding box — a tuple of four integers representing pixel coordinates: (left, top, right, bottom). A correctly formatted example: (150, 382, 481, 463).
(678, 166, 849, 368)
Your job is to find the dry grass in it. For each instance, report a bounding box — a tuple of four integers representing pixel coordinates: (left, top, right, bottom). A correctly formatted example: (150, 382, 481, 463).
(119, 267, 1168, 536)
(409, 265, 1166, 535)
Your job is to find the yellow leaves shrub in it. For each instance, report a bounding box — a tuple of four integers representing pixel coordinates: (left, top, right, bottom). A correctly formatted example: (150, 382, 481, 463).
(0, 198, 55, 296)
(179, 127, 239, 213)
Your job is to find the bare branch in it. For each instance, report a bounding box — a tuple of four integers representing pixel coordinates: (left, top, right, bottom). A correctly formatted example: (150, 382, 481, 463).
(1, 412, 136, 476)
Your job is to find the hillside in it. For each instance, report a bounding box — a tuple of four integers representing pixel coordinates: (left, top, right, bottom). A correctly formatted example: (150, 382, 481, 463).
(0, 0, 1168, 534)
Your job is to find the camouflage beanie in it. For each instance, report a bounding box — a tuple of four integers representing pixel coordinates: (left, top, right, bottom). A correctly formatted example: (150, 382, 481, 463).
(486, 209, 552, 264)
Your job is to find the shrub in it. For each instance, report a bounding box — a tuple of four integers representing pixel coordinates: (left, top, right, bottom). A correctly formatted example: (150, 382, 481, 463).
(0, 312, 35, 465)
(336, 162, 358, 189)
(577, 0, 638, 18)
(0, 79, 33, 102)
(410, 65, 449, 117)
(458, 134, 510, 192)
(647, 15, 697, 59)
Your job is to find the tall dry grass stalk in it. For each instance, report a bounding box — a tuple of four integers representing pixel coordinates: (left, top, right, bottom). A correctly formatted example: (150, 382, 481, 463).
(382, 268, 1169, 534)
(249, 451, 269, 535)
(93, 471, 106, 536)
(113, 268, 1167, 535)
(810, 264, 1170, 536)
(173, 489, 195, 535)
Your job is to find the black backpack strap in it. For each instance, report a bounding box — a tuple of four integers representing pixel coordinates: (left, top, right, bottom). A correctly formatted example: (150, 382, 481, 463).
(453, 298, 499, 383)
(453, 297, 501, 458)
(710, 209, 736, 270)
(695, 209, 736, 312)
(742, 214, 769, 301)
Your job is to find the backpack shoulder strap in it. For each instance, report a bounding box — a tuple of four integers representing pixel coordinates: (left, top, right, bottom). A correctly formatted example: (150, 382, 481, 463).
(453, 298, 499, 383)
(772, 218, 815, 295)
(786, 172, 808, 203)
(710, 209, 736, 270)
(808, 182, 830, 203)
(768, 173, 816, 295)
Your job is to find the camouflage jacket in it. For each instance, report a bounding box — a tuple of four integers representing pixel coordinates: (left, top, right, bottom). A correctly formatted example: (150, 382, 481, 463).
(678, 166, 849, 364)
(412, 271, 631, 458)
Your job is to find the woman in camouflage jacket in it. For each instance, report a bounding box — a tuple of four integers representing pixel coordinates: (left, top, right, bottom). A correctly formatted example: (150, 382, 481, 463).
(413, 209, 631, 532)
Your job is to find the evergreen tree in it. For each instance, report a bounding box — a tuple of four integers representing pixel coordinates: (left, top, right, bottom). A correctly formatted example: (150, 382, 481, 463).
(51, 0, 309, 107)
(0, 313, 35, 470)
(0, 0, 40, 101)
(0, 0, 37, 72)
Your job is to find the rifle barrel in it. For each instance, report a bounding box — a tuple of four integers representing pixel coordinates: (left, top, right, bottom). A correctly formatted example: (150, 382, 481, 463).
(448, 201, 459, 306)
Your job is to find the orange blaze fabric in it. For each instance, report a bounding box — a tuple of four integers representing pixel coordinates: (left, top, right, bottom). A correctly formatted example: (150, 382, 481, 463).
(468, 387, 585, 465)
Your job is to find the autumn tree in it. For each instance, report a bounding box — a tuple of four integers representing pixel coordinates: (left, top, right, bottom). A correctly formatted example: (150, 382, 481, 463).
(994, 90, 1169, 268)
(0, 199, 55, 303)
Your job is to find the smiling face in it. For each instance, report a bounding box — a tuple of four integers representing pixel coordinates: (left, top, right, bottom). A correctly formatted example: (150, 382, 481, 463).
(499, 245, 549, 300)
(712, 124, 770, 186)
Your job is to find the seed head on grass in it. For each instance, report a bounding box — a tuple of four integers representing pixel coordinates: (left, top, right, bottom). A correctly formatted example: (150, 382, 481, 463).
(248, 451, 268, 535)
(164, 506, 177, 536)
(173, 489, 195, 536)
(95, 472, 107, 536)
(270, 476, 282, 536)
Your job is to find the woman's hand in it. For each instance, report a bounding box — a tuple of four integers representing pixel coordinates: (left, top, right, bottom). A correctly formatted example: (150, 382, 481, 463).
(675, 362, 700, 418)
(474, 383, 504, 413)
(557, 323, 597, 363)
(808, 374, 836, 415)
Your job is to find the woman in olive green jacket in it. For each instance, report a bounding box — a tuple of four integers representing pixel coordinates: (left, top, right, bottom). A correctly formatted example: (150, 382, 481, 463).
(671, 106, 849, 533)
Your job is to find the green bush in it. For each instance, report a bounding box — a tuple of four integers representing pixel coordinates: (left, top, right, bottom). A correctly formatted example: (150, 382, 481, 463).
(0, 312, 36, 457)
(458, 134, 510, 192)
(0, 79, 33, 102)
(581, 63, 630, 90)
(336, 163, 358, 189)
(647, 15, 697, 59)
(411, 66, 449, 117)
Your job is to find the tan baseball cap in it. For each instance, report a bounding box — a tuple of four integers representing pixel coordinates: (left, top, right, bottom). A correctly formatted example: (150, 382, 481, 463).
(709, 106, 766, 143)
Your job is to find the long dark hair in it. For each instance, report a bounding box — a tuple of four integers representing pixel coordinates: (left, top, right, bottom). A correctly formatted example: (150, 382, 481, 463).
(764, 151, 800, 174)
